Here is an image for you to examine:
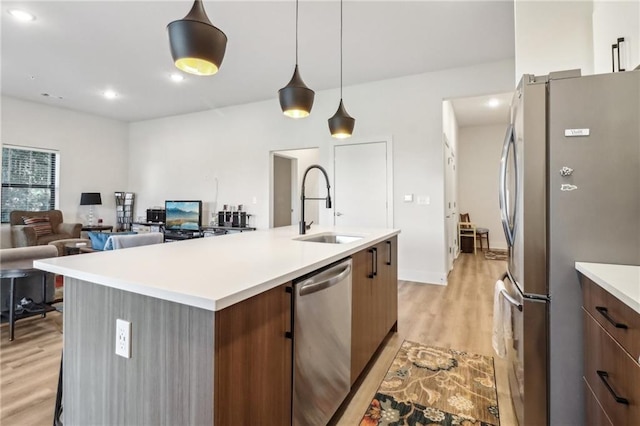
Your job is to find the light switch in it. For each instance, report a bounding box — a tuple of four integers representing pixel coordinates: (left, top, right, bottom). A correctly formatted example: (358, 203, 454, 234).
(417, 196, 430, 205)
(403, 194, 414, 202)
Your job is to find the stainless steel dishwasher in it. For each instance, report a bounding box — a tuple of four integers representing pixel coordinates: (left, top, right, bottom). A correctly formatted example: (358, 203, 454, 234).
(293, 258, 352, 426)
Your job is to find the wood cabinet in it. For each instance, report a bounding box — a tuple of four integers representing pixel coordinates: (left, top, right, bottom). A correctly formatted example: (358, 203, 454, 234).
(351, 236, 398, 384)
(581, 275, 640, 426)
(214, 282, 293, 425)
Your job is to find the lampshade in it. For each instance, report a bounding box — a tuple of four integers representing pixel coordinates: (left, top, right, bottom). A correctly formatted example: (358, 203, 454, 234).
(167, 0, 227, 76)
(278, 0, 314, 118)
(279, 65, 315, 118)
(328, 0, 355, 138)
(328, 99, 355, 139)
(80, 192, 102, 206)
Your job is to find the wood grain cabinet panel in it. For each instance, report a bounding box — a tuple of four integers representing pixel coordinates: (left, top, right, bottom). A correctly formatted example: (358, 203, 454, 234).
(351, 238, 399, 385)
(351, 247, 375, 385)
(582, 276, 640, 363)
(583, 309, 640, 425)
(214, 282, 292, 425)
(584, 378, 614, 426)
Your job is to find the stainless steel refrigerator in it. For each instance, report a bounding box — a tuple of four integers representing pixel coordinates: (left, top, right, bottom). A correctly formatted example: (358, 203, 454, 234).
(498, 69, 640, 425)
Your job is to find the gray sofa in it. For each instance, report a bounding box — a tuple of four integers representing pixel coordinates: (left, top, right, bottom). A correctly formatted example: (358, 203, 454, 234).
(0, 245, 58, 312)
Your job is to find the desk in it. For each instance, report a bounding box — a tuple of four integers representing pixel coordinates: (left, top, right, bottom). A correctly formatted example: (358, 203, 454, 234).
(82, 225, 113, 233)
(0, 260, 54, 341)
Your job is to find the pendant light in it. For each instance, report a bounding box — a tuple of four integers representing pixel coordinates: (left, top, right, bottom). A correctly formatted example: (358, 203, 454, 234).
(328, 0, 355, 138)
(167, 0, 227, 76)
(278, 0, 315, 118)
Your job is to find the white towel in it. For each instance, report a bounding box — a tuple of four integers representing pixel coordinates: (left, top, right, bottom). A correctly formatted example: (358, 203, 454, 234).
(492, 279, 513, 358)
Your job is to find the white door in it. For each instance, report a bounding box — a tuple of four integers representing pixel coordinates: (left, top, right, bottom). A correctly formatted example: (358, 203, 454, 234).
(444, 135, 457, 271)
(333, 141, 390, 228)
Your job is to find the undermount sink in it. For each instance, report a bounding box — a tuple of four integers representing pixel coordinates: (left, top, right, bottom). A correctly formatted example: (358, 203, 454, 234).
(294, 232, 363, 244)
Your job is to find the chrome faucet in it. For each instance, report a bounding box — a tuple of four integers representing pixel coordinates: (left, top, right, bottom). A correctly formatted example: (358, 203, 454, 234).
(300, 165, 332, 235)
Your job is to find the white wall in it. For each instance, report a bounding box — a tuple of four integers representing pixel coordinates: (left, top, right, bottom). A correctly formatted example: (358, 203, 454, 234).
(593, 1, 640, 73)
(458, 124, 508, 250)
(515, 0, 594, 81)
(1, 96, 129, 225)
(129, 59, 514, 284)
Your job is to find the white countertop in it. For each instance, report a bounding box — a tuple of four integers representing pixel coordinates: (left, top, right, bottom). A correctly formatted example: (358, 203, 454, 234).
(35, 226, 400, 311)
(575, 262, 640, 314)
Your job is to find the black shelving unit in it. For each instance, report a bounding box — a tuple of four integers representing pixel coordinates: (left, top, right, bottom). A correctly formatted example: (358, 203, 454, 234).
(115, 192, 135, 231)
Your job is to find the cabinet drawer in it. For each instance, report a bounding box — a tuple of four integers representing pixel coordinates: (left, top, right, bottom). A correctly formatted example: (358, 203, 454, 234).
(584, 377, 613, 426)
(583, 309, 640, 425)
(582, 276, 640, 363)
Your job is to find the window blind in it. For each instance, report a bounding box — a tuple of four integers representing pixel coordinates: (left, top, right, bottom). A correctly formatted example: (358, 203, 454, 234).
(1, 146, 59, 223)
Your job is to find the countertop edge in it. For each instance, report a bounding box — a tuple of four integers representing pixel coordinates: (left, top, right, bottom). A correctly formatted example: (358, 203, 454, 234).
(575, 262, 640, 315)
(35, 229, 400, 312)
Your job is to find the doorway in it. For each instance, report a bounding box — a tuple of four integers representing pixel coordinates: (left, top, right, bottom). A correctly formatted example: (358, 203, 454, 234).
(273, 154, 295, 227)
(443, 134, 457, 272)
(270, 148, 320, 228)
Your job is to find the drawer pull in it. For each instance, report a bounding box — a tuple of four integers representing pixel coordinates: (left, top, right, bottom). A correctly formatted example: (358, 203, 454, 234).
(597, 370, 629, 405)
(595, 306, 628, 329)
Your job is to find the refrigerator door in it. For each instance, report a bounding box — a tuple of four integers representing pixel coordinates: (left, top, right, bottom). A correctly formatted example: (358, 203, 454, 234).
(547, 71, 640, 426)
(502, 273, 549, 426)
(505, 77, 548, 297)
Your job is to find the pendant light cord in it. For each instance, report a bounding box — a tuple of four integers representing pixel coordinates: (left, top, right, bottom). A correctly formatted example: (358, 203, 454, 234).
(340, 0, 343, 100)
(295, 0, 299, 65)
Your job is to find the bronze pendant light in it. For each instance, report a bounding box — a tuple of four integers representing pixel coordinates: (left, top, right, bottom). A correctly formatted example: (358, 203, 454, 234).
(167, 0, 227, 76)
(279, 0, 315, 118)
(328, 0, 355, 138)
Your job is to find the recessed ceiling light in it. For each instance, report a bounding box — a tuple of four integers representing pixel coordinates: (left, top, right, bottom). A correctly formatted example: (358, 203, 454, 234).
(41, 93, 63, 100)
(8, 9, 36, 22)
(170, 73, 185, 82)
(103, 90, 118, 99)
(487, 98, 500, 108)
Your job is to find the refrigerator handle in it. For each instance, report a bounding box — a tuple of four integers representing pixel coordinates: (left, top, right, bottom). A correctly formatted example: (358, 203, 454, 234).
(499, 273, 523, 311)
(499, 124, 516, 247)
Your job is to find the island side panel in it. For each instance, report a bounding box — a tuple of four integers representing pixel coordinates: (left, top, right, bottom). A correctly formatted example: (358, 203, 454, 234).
(63, 277, 214, 425)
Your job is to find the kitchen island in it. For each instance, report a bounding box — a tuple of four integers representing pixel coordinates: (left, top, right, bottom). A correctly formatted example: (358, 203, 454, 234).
(35, 225, 400, 425)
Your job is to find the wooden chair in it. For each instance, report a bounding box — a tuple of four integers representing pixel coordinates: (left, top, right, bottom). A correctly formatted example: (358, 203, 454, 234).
(458, 213, 490, 254)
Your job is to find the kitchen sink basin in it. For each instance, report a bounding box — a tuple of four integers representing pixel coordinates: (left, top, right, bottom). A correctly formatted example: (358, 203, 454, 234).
(294, 233, 363, 244)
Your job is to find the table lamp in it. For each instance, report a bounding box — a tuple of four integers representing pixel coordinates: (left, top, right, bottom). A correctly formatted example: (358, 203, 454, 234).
(80, 192, 102, 226)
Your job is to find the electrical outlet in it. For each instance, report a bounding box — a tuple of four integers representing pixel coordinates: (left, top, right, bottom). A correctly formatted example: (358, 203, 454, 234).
(115, 319, 131, 358)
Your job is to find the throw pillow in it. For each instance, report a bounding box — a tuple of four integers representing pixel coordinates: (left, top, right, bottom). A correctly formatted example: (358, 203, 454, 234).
(87, 232, 113, 251)
(22, 216, 53, 237)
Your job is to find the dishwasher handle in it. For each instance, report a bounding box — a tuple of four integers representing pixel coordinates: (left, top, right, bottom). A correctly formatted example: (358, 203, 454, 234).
(298, 263, 352, 296)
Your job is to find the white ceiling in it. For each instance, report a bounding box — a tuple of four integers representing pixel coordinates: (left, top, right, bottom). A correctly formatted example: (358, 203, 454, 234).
(1, 1, 515, 123)
(450, 91, 513, 127)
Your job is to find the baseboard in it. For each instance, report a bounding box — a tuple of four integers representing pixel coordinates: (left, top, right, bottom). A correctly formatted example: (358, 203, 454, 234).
(399, 269, 447, 286)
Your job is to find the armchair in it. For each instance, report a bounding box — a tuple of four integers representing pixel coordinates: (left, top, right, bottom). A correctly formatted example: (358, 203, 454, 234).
(10, 210, 82, 248)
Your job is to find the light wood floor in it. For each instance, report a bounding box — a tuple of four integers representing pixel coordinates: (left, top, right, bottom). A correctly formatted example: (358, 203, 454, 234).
(0, 253, 514, 425)
(335, 253, 516, 425)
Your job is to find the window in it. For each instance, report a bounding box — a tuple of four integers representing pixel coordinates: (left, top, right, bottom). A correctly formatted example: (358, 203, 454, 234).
(1, 146, 59, 223)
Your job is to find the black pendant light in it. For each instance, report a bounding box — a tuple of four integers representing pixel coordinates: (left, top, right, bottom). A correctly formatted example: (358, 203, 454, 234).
(167, 0, 227, 76)
(279, 0, 315, 118)
(328, 0, 355, 138)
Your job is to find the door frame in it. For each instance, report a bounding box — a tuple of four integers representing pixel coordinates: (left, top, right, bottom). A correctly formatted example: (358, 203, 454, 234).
(329, 135, 394, 228)
(443, 133, 457, 271)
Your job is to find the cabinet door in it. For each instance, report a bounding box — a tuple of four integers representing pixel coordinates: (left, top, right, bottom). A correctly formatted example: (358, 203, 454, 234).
(351, 247, 376, 385)
(214, 283, 292, 425)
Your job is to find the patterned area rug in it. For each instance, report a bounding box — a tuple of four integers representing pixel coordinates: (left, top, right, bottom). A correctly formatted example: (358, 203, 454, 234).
(484, 250, 508, 261)
(360, 341, 500, 426)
